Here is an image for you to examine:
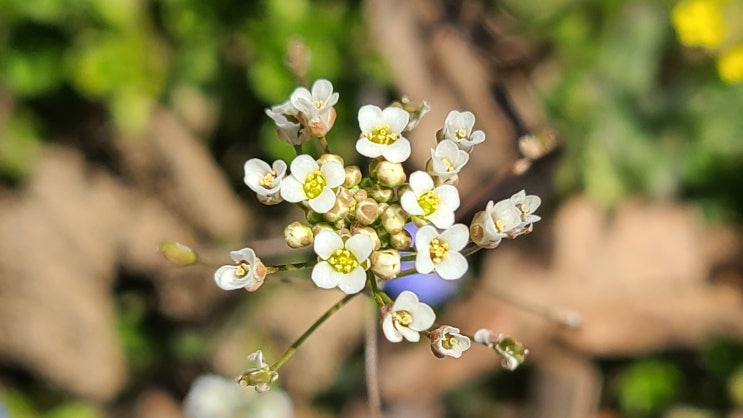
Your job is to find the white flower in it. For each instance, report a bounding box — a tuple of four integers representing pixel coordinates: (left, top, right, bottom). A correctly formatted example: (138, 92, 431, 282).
(382, 290, 436, 343)
(428, 139, 469, 180)
(414, 224, 469, 280)
(430, 325, 472, 358)
(184, 374, 243, 418)
(311, 230, 373, 294)
(243, 158, 287, 205)
(236, 350, 279, 393)
(473, 328, 496, 346)
(265, 100, 311, 145)
(356, 105, 411, 163)
(509, 190, 542, 227)
(214, 248, 267, 292)
(400, 171, 460, 228)
(280, 154, 345, 213)
(470, 198, 522, 248)
(442, 110, 485, 152)
(290, 79, 339, 137)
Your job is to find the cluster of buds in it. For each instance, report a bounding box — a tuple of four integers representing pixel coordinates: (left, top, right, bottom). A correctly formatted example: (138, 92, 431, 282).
(212, 79, 539, 392)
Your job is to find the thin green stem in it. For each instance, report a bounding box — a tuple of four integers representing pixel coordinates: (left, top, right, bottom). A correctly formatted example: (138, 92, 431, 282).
(397, 267, 418, 277)
(364, 298, 382, 418)
(317, 136, 331, 154)
(400, 253, 417, 262)
(270, 292, 357, 371)
(266, 260, 317, 274)
(293, 144, 303, 156)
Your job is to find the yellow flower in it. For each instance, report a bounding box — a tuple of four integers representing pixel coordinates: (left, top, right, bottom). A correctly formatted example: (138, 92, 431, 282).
(717, 44, 743, 83)
(672, 0, 728, 49)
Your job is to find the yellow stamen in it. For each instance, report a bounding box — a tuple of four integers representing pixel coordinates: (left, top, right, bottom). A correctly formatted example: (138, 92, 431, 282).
(235, 262, 251, 277)
(392, 310, 413, 326)
(455, 128, 467, 140)
(429, 238, 449, 264)
(303, 171, 327, 199)
(260, 171, 276, 188)
(327, 248, 359, 274)
(441, 334, 459, 350)
(367, 124, 399, 145)
(313, 99, 325, 109)
(417, 191, 439, 216)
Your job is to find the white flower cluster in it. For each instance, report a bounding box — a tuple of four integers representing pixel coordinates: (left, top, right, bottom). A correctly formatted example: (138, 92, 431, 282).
(211, 79, 540, 392)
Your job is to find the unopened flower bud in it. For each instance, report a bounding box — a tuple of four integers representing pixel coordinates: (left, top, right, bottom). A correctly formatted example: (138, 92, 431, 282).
(306, 209, 324, 225)
(381, 204, 408, 234)
(494, 335, 529, 371)
(284, 221, 314, 248)
(369, 184, 394, 203)
(469, 210, 490, 248)
(312, 223, 334, 236)
(235, 350, 278, 393)
(389, 229, 412, 250)
(353, 226, 381, 250)
(158, 241, 198, 266)
(371, 159, 406, 187)
(344, 165, 362, 188)
(370, 249, 401, 280)
(324, 187, 353, 222)
(356, 198, 379, 225)
(318, 153, 344, 167)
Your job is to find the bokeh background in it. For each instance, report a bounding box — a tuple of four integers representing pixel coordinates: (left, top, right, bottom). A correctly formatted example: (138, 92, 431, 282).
(1, 0, 743, 417)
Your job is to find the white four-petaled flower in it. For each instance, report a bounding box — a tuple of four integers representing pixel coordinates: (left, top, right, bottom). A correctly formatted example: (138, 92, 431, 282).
(280, 154, 345, 213)
(415, 224, 469, 280)
(244, 158, 287, 205)
(428, 139, 470, 180)
(442, 110, 485, 152)
(400, 171, 460, 228)
(430, 325, 472, 358)
(265, 100, 310, 146)
(383, 290, 436, 343)
(470, 198, 523, 248)
(509, 190, 542, 228)
(290, 79, 339, 137)
(311, 230, 373, 294)
(356, 105, 411, 163)
(214, 248, 267, 292)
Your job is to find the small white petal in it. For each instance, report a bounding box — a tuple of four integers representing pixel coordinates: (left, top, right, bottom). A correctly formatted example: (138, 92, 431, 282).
(308, 187, 336, 213)
(415, 226, 440, 249)
(289, 154, 318, 181)
(435, 252, 468, 280)
(314, 230, 344, 259)
(382, 316, 403, 343)
(460, 111, 476, 132)
(440, 224, 470, 251)
(410, 303, 436, 330)
(415, 251, 435, 274)
(382, 137, 411, 163)
(382, 107, 410, 133)
(338, 267, 366, 294)
(214, 266, 245, 290)
(229, 248, 255, 263)
(358, 105, 383, 133)
(408, 171, 434, 195)
(346, 234, 373, 262)
(311, 262, 341, 289)
(356, 137, 386, 158)
(279, 177, 306, 203)
(397, 325, 420, 342)
(320, 161, 346, 188)
(400, 190, 425, 216)
(426, 210, 454, 229)
(393, 290, 420, 311)
(311, 79, 333, 101)
(434, 185, 461, 211)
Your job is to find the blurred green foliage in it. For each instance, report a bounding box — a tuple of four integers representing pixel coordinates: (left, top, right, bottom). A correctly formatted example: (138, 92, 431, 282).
(615, 359, 683, 416)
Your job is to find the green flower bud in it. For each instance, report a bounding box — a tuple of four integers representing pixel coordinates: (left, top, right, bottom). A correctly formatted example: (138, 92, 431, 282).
(306, 209, 324, 225)
(371, 159, 406, 187)
(493, 336, 528, 371)
(381, 204, 408, 234)
(369, 184, 394, 203)
(312, 223, 335, 237)
(344, 165, 362, 188)
(370, 249, 401, 280)
(355, 198, 379, 225)
(158, 241, 198, 266)
(389, 229, 412, 250)
(318, 153, 344, 167)
(284, 221, 314, 248)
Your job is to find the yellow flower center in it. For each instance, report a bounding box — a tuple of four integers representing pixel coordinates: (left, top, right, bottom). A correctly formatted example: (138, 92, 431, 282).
(441, 333, 459, 350)
(313, 99, 325, 109)
(392, 310, 413, 326)
(455, 128, 468, 140)
(260, 171, 277, 189)
(442, 158, 455, 172)
(495, 219, 506, 232)
(417, 191, 439, 216)
(235, 262, 251, 277)
(327, 248, 359, 274)
(367, 124, 399, 145)
(303, 170, 326, 199)
(429, 238, 449, 264)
